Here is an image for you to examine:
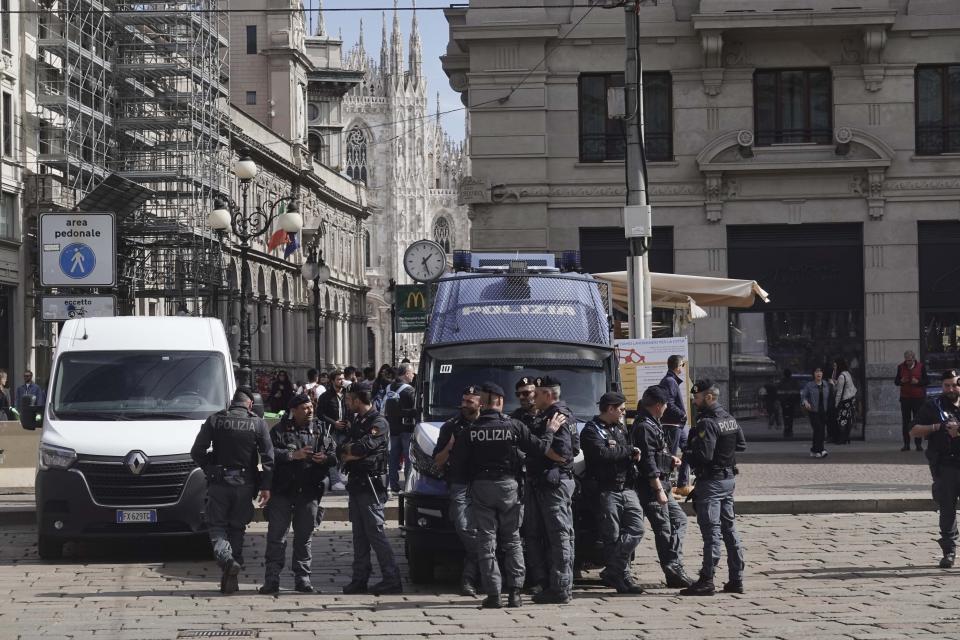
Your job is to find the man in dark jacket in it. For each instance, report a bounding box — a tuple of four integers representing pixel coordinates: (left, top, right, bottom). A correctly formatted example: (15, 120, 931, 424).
(340, 381, 402, 595)
(581, 391, 644, 594)
(658, 355, 692, 494)
(317, 370, 349, 491)
(191, 388, 274, 594)
(385, 363, 417, 492)
(680, 379, 746, 596)
(896, 350, 930, 451)
(259, 394, 338, 595)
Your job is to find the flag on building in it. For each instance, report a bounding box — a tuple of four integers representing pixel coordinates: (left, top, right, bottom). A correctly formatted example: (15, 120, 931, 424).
(267, 228, 288, 251)
(283, 232, 300, 258)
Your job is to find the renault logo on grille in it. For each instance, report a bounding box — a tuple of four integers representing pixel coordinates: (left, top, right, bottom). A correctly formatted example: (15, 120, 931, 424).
(125, 451, 149, 475)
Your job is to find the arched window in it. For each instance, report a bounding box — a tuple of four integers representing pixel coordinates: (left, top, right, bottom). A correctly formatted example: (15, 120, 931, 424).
(433, 217, 451, 253)
(363, 229, 372, 268)
(345, 126, 368, 183)
(308, 133, 327, 165)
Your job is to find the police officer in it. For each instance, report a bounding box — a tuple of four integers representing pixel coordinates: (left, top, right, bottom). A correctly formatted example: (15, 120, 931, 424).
(259, 393, 338, 595)
(680, 380, 746, 596)
(433, 385, 483, 596)
(632, 385, 695, 588)
(339, 381, 403, 595)
(191, 387, 274, 595)
(581, 391, 644, 594)
(453, 382, 565, 609)
(525, 375, 577, 604)
(909, 369, 960, 568)
(510, 377, 538, 428)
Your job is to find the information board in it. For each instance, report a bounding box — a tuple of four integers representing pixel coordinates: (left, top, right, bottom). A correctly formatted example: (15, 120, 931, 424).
(616, 336, 691, 425)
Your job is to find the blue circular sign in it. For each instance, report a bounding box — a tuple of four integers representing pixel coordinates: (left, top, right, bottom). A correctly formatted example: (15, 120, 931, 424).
(59, 243, 96, 279)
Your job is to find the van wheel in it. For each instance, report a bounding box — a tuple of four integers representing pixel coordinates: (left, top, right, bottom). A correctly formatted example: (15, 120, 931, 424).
(37, 535, 63, 561)
(406, 542, 434, 584)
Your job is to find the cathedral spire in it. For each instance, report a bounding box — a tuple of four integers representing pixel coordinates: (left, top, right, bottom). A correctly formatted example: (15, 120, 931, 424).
(358, 17, 365, 55)
(314, 0, 325, 36)
(408, 0, 422, 84)
(390, 0, 404, 78)
(380, 12, 389, 76)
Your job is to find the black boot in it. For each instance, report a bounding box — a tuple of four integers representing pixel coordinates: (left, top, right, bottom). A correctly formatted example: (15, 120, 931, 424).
(722, 581, 745, 594)
(220, 558, 241, 595)
(460, 577, 477, 597)
(940, 551, 956, 569)
(665, 567, 695, 588)
(507, 589, 523, 608)
(481, 594, 502, 609)
(679, 577, 715, 596)
(258, 582, 280, 595)
(342, 580, 368, 594)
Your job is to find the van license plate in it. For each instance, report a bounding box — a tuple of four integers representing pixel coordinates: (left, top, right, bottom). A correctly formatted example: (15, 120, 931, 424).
(115, 510, 157, 524)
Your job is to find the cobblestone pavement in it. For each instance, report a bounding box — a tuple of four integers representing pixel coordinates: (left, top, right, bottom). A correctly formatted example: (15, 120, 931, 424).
(4, 511, 960, 640)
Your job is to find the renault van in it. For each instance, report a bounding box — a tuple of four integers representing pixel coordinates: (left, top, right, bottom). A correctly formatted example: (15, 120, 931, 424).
(19, 317, 235, 559)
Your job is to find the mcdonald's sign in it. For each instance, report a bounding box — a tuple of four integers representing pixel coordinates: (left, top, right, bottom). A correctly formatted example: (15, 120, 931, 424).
(395, 284, 429, 333)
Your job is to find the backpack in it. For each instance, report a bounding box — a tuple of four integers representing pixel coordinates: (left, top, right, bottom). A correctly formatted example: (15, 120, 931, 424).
(383, 383, 411, 418)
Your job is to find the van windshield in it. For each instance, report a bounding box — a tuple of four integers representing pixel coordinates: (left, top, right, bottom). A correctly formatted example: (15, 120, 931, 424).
(52, 351, 229, 421)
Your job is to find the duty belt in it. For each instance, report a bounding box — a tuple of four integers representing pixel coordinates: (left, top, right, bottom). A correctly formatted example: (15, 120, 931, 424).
(475, 468, 512, 480)
(700, 466, 736, 479)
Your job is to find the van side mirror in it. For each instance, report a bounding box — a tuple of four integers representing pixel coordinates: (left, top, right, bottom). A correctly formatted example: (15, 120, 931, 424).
(251, 393, 265, 418)
(18, 395, 40, 431)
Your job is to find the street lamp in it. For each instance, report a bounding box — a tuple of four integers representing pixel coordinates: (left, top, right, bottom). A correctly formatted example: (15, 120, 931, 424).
(384, 278, 397, 366)
(208, 152, 304, 390)
(300, 221, 330, 371)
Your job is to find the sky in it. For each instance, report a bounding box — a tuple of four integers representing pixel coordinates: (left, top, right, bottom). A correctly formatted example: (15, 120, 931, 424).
(310, 0, 466, 141)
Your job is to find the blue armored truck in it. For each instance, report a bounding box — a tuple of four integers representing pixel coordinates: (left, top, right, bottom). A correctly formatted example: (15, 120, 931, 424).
(400, 252, 618, 583)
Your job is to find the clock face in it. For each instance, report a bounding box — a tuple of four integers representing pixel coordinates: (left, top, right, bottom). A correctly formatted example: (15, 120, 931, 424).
(403, 240, 447, 283)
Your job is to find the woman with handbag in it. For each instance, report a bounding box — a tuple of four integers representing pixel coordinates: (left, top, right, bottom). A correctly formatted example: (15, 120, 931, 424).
(832, 358, 858, 444)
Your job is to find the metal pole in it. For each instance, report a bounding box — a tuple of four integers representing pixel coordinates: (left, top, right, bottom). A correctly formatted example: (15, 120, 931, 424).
(390, 303, 396, 365)
(312, 278, 322, 370)
(237, 186, 253, 390)
(624, 4, 652, 339)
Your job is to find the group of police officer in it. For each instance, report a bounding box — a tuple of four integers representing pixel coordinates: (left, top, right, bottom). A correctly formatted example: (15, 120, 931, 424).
(432, 375, 747, 608)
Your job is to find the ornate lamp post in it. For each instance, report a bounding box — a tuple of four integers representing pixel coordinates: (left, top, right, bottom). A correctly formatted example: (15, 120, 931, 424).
(384, 278, 397, 366)
(300, 221, 331, 371)
(208, 153, 304, 390)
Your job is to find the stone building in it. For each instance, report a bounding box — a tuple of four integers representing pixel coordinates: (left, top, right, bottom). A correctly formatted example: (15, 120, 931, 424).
(443, 0, 960, 439)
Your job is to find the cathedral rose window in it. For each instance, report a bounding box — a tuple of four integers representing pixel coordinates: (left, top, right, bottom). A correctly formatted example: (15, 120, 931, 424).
(346, 126, 368, 183)
(433, 217, 451, 253)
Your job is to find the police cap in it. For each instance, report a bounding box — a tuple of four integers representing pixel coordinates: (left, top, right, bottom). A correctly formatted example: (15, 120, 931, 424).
(691, 379, 716, 395)
(481, 381, 506, 398)
(598, 391, 627, 407)
(288, 393, 311, 410)
(236, 386, 255, 403)
(535, 375, 561, 389)
(641, 385, 670, 405)
(515, 376, 535, 390)
(462, 385, 482, 397)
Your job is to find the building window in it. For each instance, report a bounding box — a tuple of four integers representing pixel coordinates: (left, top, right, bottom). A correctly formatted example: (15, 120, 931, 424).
(363, 230, 371, 268)
(579, 72, 673, 163)
(345, 126, 368, 183)
(246, 25, 257, 55)
(0, 192, 16, 240)
(432, 217, 451, 253)
(1, 0, 10, 52)
(307, 133, 327, 165)
(754, 69, 832, 145)
(1, 92, 11, 157)
(916, 65, 960, 155)
(245, 91, 257, 105)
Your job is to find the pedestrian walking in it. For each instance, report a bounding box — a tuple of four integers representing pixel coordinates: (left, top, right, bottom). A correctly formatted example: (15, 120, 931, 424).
(372, 364, 395, 411)
(453, 382, 566, 609)
(259, 394, 338, 595)
(432, 385, 483, 596)
(778, 370, 798, 439)
(190, 388, 274, 594)
(800, 367, 831, 458)
(679, 379, 746, 597)
(525, 375, 578, 604)
(0, 370, 12, 420)
(581, 391, 645, 594)
(909, 369, 960, 569)
(268, 370, 295, 414)
(317, 370, 349, 491)
(384, 363, 417, 493)
(761, 380, 781, 430)
(896, 350, 929, 452)
(298, 368, 326, 406)
(14, 370, 45, 409)
(631, 385, 695, 588)
(832, 358, 858, 444)
(340, 381, 402, 595)
(658, 355, 693, 497)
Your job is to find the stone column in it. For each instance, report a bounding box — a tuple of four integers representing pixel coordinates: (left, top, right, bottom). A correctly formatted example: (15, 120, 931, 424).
(325, 312, 336, 368)
(272, 304, 284, 366)
(283, 306, 294, 366)
(259, 298, 272, 365)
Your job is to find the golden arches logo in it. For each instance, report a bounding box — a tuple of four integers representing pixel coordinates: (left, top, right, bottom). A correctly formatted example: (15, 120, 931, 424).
(405, 290, 426, 309)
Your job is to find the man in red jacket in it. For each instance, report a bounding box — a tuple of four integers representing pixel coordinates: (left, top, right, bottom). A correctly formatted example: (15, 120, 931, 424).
(896, 350, 929, 452)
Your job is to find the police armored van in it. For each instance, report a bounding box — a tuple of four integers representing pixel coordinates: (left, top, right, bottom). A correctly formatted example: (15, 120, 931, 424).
(401, 252, 617, 582)
(18, 317, 235, 559)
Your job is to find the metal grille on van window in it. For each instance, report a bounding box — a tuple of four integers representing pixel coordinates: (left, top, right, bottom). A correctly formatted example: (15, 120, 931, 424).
(75, 456, 197, 507)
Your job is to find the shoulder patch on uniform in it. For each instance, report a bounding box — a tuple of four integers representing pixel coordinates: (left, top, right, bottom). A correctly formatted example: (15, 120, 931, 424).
(370, 427, 380, 435)
(698, 430, 706, 439)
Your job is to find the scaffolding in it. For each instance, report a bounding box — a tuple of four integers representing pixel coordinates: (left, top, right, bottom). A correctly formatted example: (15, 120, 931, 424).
(33, 0, 232, 314)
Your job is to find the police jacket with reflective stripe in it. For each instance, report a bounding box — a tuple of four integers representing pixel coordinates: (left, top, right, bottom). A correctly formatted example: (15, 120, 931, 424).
(343, 408, 389, 490)
(270, 416, 338, 498)
(527, 401, 577, 477)
(191, 402, 275, 490)
(455, 409, 552, 478)
(581, 416, 635, 488)
(684, 402, 746, 474)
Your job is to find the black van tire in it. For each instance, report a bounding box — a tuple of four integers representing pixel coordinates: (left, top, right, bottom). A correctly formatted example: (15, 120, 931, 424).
(37, 535, 63, 561)
(406, 541, 434, 584)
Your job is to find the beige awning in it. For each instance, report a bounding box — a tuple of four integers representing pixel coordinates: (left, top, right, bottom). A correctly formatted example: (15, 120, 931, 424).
(594, 271, 770, 319)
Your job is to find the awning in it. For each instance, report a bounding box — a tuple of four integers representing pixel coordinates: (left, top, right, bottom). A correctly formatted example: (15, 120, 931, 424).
(594, 271, 770, 319)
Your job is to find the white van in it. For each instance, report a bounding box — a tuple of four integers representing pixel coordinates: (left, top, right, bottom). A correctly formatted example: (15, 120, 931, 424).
(19, 317, 235, 559)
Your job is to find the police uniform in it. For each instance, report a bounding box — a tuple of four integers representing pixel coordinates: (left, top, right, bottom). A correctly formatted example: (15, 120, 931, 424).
(433, 386, 482, 594)
(524, 376, 577, 604)
(342, 382, 402, 594)
(916, 386, 960, 568)
(190, 389, 274, 594)
(631, 386, 693, 588)
(510, 377, 539, 429)
(681, 380, 746, 596)
(453, 382, 555, 609)
(581, 392, 645, 593)
(261, 394, 339, 594)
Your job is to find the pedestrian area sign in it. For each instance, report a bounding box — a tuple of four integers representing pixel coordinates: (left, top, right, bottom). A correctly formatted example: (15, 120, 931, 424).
(40, 212, 116, 287)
